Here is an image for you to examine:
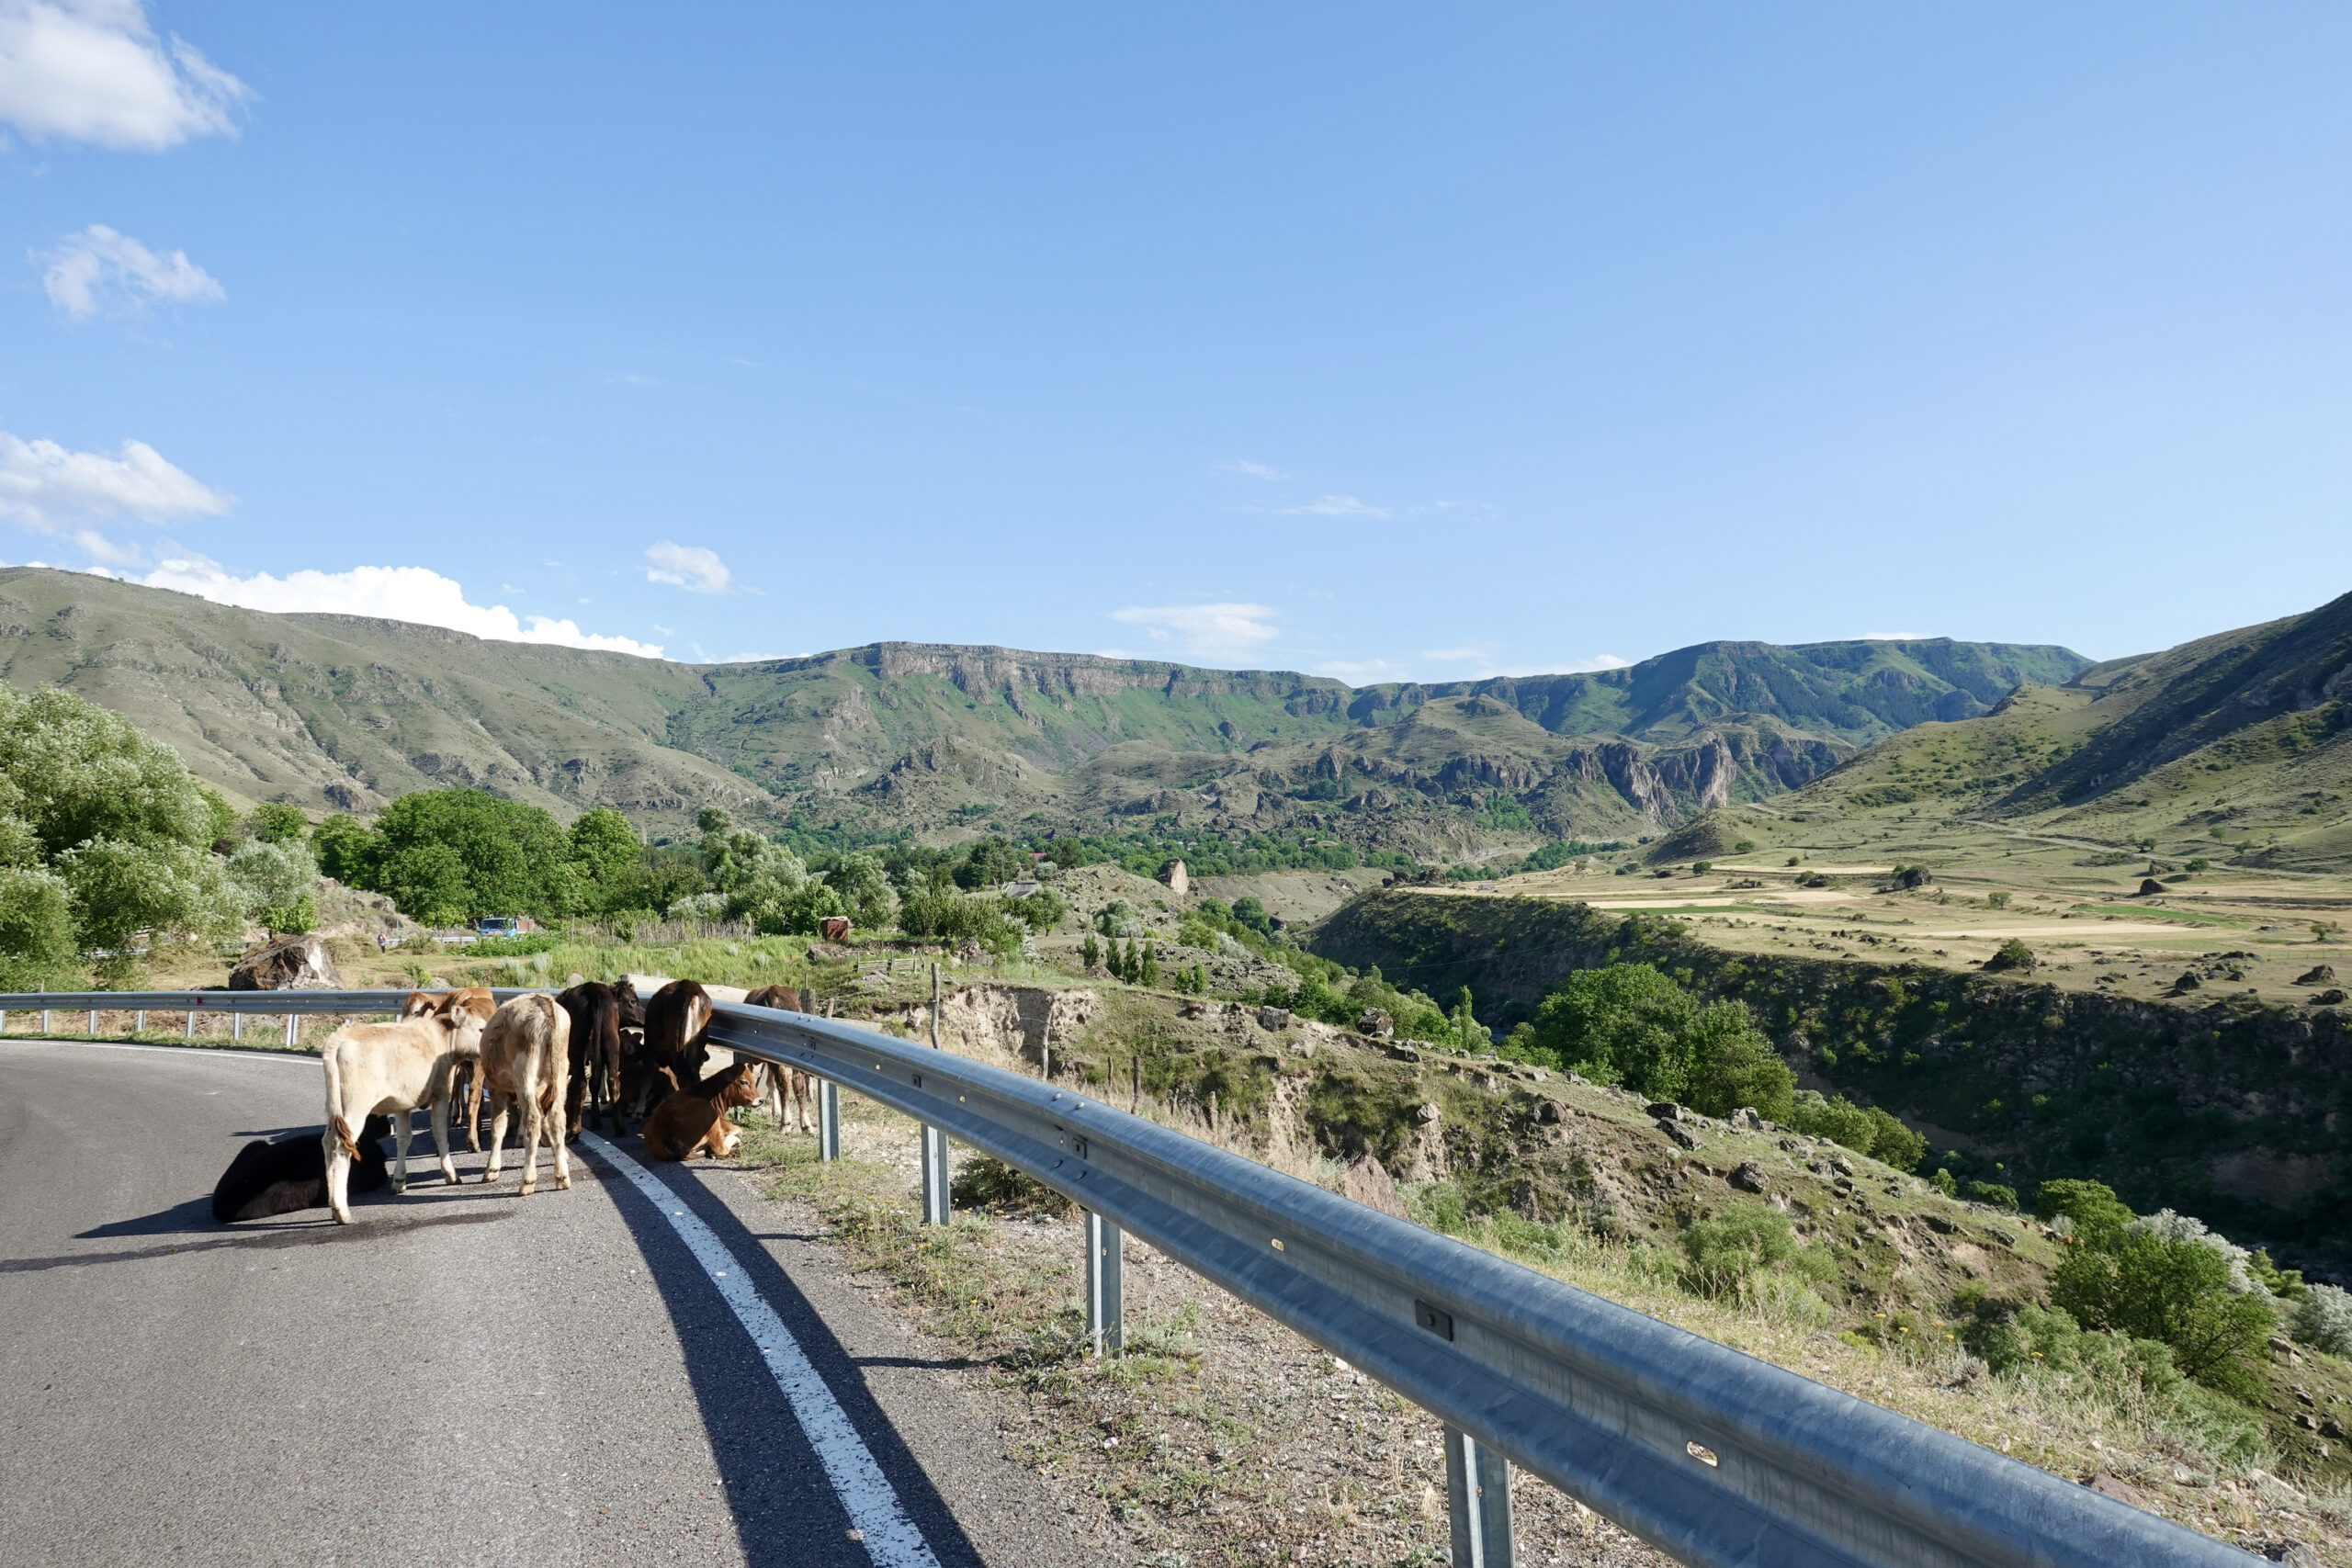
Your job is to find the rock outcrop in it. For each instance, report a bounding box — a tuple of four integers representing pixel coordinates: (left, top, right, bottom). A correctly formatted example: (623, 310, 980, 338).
(230, 934, 341, 991)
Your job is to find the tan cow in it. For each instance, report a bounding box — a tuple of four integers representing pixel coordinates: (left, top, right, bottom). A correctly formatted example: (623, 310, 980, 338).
(401, 988, 496, 1151)
(478, 993, 572, 1196)
(321, 994, 490, 1224)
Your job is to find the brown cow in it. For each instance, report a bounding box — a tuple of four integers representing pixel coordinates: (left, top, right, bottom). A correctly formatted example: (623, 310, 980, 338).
(641, 1061, 767, 1162)
(819, 916, 851, 943)
(477, 993, 571, 1195)
(743, 985, 817, 1134)
(557, 981, 624, 1137)
(631, 979, 712, 1119)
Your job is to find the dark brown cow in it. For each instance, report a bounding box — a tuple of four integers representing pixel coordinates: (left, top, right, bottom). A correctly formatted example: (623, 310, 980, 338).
(641, 1061, 766, 1162)
(628, 979, 712, 1120)
(557, 981, 624, 1137)
(743, 985, 818, 1134)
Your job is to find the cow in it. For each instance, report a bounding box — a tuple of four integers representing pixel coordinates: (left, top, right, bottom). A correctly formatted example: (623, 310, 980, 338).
(641, 1062, 767, 1162)
(213, 1115, 392, 1223)
(401, 988, 496, 1152)
(743, 984, 817, 1134)
(630, 980, 712, 1121)
(819, 915, 851, 943)
(557, 981, 624, 1137)
(477, 993, 572, 1196)
(321, 994, 490, 1224)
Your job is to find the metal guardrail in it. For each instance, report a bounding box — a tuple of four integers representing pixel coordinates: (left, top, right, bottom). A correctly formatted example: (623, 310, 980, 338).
(3, 987, 2250, 1567)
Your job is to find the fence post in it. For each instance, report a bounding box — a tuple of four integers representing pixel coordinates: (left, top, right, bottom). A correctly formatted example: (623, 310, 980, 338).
(818, 1078, 840, 1161)
(1444, 1426, 1514, 1568)
(920, 963, 950, 1224)
(1085, 1210, 1124, 1357)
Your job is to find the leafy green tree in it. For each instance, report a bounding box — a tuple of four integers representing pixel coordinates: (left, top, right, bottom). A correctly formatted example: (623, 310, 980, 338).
(756, 878, 843, 937)
(0, 686, 243, 975)
(0, 867, 75, 988)
(1081, 933, 1101, 971)
(1930, 1168, 1959, 1198)
(227, 838, 319, 934)
(374, 788, 582, 923)
(1683, 1002, 1797, 1122)
(700, 818, 808, 926)
(1005, 886, 1065, 931)
(2033, 1179, 2135, 1247)
(2052, 1230, 2276, 1396)
(569, 808, 642, 910)
(312, 814, 379, 885)
(246, 803, 309, 843)
(1450, 986, 1489, 1051)
(1230, 895, 1272, 934)
(1191, 963, 1206, 994)
(1045, 839, 1083, 870)
(1524, 964, 1791, 1119)
(1141, 942, 1160, 988)
(1984, 937, 2034, 972)
(954, 835, 1028, 890)
(825, 852, 898, 929)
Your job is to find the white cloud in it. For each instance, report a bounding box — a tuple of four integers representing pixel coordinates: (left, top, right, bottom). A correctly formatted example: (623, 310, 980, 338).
(643, 539, 733, 593)
(1860, 631, 1930, 641)
(0, 428, 230, 528)
(40, 223, 223, 320)
(1273, 494, 1388, 518)
(1218, 459, 1286, 480)
(0, 0, 249, 151)
(124, 557, 666, 658)
(1105, 602, 1281, 666)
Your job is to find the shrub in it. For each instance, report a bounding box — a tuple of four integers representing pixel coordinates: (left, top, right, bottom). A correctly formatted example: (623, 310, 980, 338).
(0, 866, 75, 989)
(1984, 938, 2034, 972)
(1679, 1203, 1828, 1298)
(1733, 840, 1756, 853)
(1782, 1090, 1921, 1168)
(1967, 1180, 2018, 1209)
(949, 1154, 1071, 1215)
(1006, 886, 1066, 931)
(2032, 1179, 2134, 1247)
(1526, 963, 1791, 1118)
(1930, 1167, 1958, 1198)
(246, 802, 309, 843)
(2051, 1230, 2276, 1396)
(2292, 1284, 2352, 1355)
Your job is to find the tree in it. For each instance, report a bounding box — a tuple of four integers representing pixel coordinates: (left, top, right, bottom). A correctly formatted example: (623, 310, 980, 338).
(1230, 895, 1272, 934)
(1682, 1001, 1796, 1122)
(1984, 938, 2034, 972)
(2052, 1229, 2275, 1396)
(569, 808, 642, 912)
(0, 686, 242, 976)
(699, 818, 808, 926)
(954, 836, 1028, 890)
(825, 852, 898, 929)
(312, 814, 379, 885)
(373, 789, 582, 923)
(2033, 1179, 2135, 1247)
(1140, 942, 1160, 988)
(246, 803, 309, 843)
(1081, 933, 1101, 971)
(227, 838, 319, 934)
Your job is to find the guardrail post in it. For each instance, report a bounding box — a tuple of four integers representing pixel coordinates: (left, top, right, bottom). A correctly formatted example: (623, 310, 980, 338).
(1085, 1210, 1123, 1356)
(818, 1078, 840, 1161)
(134, 1010, 145, 1034)
(284, 1013, 296, 1049)
(921, 963, 950, 1224)
(41, 1008, 51, 1033)
(87, 1008, 97, 1035)
(232, 1013, 242, 1042)
(186, 1010, 195, 1039)
(1444, 1426, 1514, 1568)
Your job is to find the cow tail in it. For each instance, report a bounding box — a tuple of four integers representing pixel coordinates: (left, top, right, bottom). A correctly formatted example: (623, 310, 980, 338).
(322, 1045, 361, 1159)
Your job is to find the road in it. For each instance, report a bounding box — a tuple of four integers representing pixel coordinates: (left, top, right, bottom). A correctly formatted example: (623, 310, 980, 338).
(0, 1039, 1105, 1568)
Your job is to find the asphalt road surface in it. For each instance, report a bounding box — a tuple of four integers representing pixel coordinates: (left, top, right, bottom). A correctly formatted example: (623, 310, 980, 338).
(0, 1039, 1107, 1568)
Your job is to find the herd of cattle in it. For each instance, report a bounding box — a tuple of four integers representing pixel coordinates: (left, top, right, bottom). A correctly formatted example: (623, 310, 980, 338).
(210, 979, 817, 1225)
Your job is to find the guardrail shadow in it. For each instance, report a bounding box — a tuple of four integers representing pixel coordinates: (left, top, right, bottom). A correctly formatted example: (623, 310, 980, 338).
(577, 1141, 990, 1568)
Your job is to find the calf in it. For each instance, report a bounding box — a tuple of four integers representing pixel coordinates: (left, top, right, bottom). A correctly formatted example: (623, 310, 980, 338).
(557, 981, 624, 1138)
(401, 988, 495, 1152)
(478, 993, 572, 1195)
(321, 995, 489, 1224)
(641, 1062, 767, 1162)
(213, 1115, 391, 1223)
(743, 985, 817, 1134)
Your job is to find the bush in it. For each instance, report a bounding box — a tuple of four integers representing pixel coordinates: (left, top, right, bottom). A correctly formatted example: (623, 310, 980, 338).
(1006, 886, 1066, 931)
(1984, 938, 2034, 972)
(312, 813, 379, 885)
(1782, 1090, 1922, 1168)
(1967, 1181, 2018, 1209)
(2051, 1230, 2276, 1396)
(246, 802, 308, 843)
(1526, 963, 1792, 1118)
(0, 866, 76, 988)
(1679, 1203, 1828, 1298)
(897, 889, 1021, 953)
(949, 1154, 1071, 1215)
(2032, 1179, 2133, 1247)
(1930, 1168, 1958, 1197)
(2293, 1284, 2352, 1356)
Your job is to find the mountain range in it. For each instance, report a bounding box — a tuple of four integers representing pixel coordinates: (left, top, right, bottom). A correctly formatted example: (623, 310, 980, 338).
(0, 567, 2086, 851)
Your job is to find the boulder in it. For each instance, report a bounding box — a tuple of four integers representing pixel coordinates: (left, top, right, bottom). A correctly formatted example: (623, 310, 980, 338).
(819, 916, 851, 943)
(1257, 1005, 1293, 1031)
(2137, 878, 2166, 897)
(1156, 859, 1189, 897)
(1660, 1121, 1704, 1151)
(1337, 1155, 1407, 1219)
(229, 933, 341, 991)
(1536, 1100, 1566, 1125)
(2173, 971, 2202, 992)
(1729, 1161, 1771, 1193)
(1356, 1008, 1395, 1038)
(1412, 1100, 1442, 1126)
(2314, 989, 2348, 1006)
(1646, 1101, 1685, 1122)
(1729, 1107, 1765, 1130)
(2296, 964, 2337, 986)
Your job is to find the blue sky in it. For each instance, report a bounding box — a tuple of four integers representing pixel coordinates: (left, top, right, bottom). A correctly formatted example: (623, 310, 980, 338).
(2, 4, 2348, 677)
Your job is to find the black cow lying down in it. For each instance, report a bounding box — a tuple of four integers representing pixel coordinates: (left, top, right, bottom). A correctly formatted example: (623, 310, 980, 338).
(212, 1116, 393, 1223)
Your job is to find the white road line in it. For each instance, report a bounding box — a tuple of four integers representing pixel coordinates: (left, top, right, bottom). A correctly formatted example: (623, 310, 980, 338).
(582, 1131, 943, 1568)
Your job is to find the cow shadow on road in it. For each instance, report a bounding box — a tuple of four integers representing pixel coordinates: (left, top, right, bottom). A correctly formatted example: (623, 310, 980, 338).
(582, 1142, 994, 1568)
(7, 1208, 512, 1273)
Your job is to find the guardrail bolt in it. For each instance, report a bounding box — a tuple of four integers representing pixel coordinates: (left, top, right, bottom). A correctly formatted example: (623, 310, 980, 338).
(1444, 1426, 1514, 1568)
(818, 1078, 841, 1162)
(1085, 1210, 1124, 1357)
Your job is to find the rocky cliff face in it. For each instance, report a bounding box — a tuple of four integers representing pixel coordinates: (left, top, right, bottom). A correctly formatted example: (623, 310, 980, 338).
(1313, 890, 2352, 1262)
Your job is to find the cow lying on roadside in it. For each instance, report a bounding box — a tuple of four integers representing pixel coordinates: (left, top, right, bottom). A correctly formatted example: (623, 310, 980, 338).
(213, 1116, 392, 1223)
(478, 992, 571, 1196)
(641, 1062, 766, 1162)
(322, 992, 490, 1224)
(742, 985, 817, 1134)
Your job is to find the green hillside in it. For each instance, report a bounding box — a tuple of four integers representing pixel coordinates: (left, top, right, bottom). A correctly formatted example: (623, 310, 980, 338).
(0, 567, 2087, 852)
